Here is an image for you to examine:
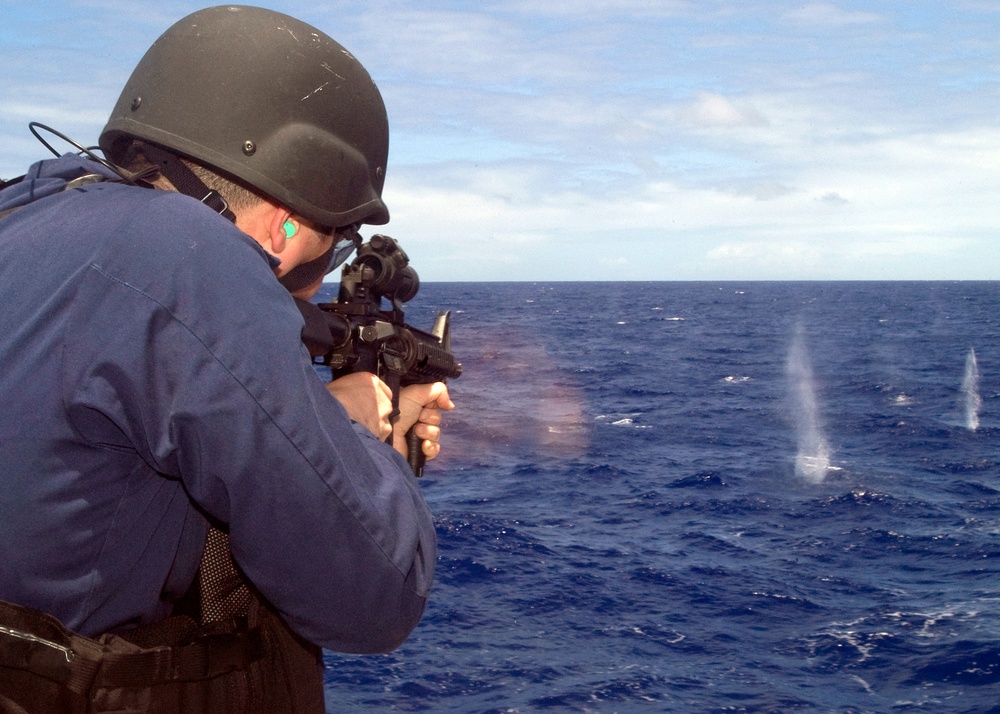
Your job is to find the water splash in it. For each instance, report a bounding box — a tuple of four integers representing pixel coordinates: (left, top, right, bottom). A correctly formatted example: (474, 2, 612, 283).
(961, 348, 981, 431)
(787, 328, 831, 483)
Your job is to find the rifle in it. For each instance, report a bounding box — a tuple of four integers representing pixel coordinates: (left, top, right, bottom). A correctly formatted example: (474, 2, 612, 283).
(294, 234, 461, 476)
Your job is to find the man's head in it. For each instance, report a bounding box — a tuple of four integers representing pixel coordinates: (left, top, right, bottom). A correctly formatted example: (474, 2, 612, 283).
(99, 5, 390, 230)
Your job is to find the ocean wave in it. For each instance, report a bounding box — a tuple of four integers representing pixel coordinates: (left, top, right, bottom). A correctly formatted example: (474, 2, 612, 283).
(595, 413, 653, 429)
(722, 375, 752, 384)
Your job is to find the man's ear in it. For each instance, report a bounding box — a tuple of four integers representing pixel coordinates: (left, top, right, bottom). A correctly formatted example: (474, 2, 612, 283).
(267, 207, 296, 254)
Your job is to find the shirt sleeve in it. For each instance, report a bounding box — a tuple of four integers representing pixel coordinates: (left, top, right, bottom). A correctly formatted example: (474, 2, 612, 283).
(62, 193, 436, 653)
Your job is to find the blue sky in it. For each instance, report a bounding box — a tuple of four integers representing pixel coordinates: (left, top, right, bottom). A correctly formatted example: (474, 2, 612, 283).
(2, 1, 999, 281)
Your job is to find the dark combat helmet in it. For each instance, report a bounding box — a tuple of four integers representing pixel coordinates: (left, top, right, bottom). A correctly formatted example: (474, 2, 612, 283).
(99, 4, 389, 227)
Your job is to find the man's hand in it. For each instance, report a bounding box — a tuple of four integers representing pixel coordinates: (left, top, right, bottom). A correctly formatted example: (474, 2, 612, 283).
(393, 382, 455, 461)
(327, 376, 455, 462)
(326, 372, 394, 441)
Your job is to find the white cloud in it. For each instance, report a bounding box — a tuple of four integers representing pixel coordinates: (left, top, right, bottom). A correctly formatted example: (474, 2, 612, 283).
(376, 110, 1000, 280)
(708, 239, 823, 266)
(782, 3, 883, 27)
(492, 0, 695, 18)
(680, 92, 768, 129)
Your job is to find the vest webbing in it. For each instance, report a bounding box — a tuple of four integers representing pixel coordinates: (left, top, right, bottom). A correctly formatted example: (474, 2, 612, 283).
(0, 527, 325, 713)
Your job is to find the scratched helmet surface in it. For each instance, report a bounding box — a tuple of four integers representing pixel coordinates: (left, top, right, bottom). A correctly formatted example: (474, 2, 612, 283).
(99, 4, 389, 227)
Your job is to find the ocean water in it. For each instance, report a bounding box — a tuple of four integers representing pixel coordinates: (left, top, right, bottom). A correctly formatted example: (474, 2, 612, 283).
(315, 281, 1000, 713)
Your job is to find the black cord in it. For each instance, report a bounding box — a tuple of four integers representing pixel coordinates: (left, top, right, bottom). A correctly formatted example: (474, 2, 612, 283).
(28, 122, 138, 184)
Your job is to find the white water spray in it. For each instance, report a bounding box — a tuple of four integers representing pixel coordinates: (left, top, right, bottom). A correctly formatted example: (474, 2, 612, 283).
(787, 329, 831, 483)
(961, 348, 981, 432)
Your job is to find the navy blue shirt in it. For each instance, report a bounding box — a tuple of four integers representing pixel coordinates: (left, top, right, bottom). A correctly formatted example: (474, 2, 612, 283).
(0, 156, 435, 653)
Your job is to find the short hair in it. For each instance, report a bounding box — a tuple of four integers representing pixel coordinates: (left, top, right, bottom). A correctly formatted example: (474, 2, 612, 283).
(115, 139, 266, 214)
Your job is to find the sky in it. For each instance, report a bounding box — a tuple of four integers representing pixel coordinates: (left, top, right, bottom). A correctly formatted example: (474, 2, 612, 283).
(2, 1, 1000, 281)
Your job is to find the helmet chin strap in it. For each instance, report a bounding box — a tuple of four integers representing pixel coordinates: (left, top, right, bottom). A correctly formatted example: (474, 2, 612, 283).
(141, 143, 236, 223)
(278, 241, 335, 293)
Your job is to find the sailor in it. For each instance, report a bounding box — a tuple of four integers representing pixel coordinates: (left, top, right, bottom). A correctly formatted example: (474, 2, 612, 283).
(0, 5, 452, 711)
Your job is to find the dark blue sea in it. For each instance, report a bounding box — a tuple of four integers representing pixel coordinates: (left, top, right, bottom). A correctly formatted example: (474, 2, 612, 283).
(315, 281, 1000, 713)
